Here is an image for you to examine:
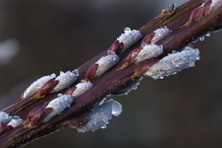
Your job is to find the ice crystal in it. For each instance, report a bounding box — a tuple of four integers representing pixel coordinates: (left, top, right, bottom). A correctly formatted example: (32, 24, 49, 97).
(77, 99, 122, 133)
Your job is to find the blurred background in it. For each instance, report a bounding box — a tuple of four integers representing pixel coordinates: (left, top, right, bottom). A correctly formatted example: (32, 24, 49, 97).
(0, 0, 222, 148)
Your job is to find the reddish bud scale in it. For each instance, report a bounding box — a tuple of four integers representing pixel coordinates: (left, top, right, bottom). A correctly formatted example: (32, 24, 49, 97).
(65, 87, 77, 96)
(67, 112, 89, 128)
(201, 0, 212, 17)
(189, 6, 203, 22)
(27, 104, 53, 125)
(39, 78, 59, 96)
(0, 124, 12, 135)
(140, 32, 155, 45)
(138, 59, 160, 75)
(85, 64, 99, 82)
(109, 40, 124, 55)
(126, 47, 143, 65)
(27, 106, 42, 122)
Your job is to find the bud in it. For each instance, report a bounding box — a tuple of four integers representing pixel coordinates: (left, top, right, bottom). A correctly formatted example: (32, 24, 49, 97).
(66, 80, 93, 98)
(109, 40, 124, 55)
(117, 27, 142, 53)
(44, 94, 74, 123)
(21, 73, 56, 100)
(151, 26, 171, 43)
(143, 46, 200, 79)
(85, 51, 119, 81)
(51, 70, 79, 93)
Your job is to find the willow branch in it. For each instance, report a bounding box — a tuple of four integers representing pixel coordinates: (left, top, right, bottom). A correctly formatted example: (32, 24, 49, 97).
(0, 0, 222, 147)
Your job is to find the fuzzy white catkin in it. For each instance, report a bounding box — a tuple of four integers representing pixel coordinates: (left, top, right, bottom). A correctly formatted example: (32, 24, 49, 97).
(95, 53, 119, 78)
(44, 94, 74, 122)
(0, 111, 12, 126)
(71, 81, 93, 98)
(117, 27, 142, 53)
(145, 46, 200, 79)
(77, 99, 122, 133)
(23, 73, 56, 99)
(134, 43, 163, 63)
(151, 26, 171, 43)
(51, 70, 78, 93)
(7, 117, 23, 128)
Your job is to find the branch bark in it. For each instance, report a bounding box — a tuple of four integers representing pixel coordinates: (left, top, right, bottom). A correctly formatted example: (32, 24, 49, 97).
(0, 0, 222, 147)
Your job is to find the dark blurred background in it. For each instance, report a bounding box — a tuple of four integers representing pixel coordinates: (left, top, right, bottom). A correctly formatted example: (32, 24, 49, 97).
(0, 0, 222, 148)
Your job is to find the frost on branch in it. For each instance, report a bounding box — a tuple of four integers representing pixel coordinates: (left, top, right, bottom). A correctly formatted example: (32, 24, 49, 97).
(144, 46, 200, 79)
(76, 99, 122, 133)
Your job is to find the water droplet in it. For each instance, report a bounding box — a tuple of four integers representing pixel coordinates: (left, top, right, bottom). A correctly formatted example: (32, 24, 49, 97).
(199, 37, 205, 41)
(111, 100, 122, 116)
(101, 123, 107, 129)
(189, 62, 195, 67)
(124, 27, 131, 32)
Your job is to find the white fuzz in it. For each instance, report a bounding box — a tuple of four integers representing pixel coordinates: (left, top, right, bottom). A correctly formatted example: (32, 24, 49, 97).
(145, 46, 200, 79)
(117, 27, 142, 53)
(95, 53, 119, 78)
(134, 43, 163, 63)
(151, 26, 171, 43)
(51, 71, 79, 93)
(7, 117, 23, 128)
(23, 73, 56, 99)
(44, 94, 74, 122)
(0, 111, 12, 126)
(71, 81, 93, 98)
(77, 99, 122, 133)
(209, 0, 222, 12)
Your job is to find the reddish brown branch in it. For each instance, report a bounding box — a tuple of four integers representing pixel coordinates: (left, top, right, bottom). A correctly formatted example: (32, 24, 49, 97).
(1, 0, 222, 147)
